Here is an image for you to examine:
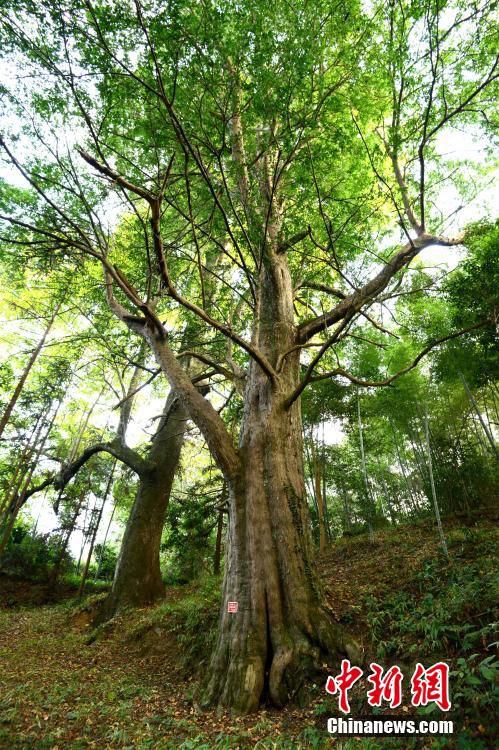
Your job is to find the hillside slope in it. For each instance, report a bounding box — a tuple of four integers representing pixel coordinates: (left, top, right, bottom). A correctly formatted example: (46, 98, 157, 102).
(0, 514, 497, 749)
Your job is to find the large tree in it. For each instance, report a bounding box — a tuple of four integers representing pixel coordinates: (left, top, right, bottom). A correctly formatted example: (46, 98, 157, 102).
(0, 0, 496, 711)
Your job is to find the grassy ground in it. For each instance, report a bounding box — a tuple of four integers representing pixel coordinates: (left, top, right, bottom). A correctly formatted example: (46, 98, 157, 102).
(0, 514, 497, 749)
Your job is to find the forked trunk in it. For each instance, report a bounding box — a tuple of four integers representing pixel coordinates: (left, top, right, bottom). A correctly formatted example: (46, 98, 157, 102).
(203, 353, 358, 712)
(142, 249, 359, 711)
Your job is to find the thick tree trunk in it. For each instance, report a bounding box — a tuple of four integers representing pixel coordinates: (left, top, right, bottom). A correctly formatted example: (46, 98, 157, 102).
(96, 474, 165, 616)
(96, 393, 187, 621)
(203, 365, 358, 711)
(113, 225, 359, 711)
(202, 249, 359, 711)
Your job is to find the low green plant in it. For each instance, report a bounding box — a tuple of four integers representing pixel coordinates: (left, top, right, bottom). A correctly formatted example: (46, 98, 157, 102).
(364, 530, 498, 747)
(128, 574, 221, 670)
(451, 653, 499, 714)
(0, 521, 71, 580)
(365, 539, 497, 660)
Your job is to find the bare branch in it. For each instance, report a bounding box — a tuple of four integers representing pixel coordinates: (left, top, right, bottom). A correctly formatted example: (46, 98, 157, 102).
(297, 231, 464, 343)
(286, 321, 486, 408)
(23, 438, 151, 503)
(77, 148, 153, 201)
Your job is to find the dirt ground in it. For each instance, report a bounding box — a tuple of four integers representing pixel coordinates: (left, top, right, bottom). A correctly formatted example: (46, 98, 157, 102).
(1, 513, 496, 749)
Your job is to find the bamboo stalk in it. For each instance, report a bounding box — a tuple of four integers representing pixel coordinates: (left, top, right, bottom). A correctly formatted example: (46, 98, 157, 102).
(358, 396, 374, 542)
(423, 401, 449, 557)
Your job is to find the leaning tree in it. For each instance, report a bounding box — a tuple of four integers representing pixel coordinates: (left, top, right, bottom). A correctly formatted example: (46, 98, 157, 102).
(0, 0, 497, 711)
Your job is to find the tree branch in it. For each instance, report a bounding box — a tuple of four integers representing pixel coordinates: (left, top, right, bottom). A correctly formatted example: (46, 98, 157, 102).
(297, 232, 464, 343)
(77, 148, 153, 201)
(79, 148, 276, 380)
(23, 438, 151, 503)
(277, 227, 311, 254)
(286, 321, 486, 407)
(143, 328, 242, 480)
(178, 350, 241, 383)
(101, 269, 242, 480)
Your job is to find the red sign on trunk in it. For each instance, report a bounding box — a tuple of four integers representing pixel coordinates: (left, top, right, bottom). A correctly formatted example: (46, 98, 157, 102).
(227, 601, 238, 613)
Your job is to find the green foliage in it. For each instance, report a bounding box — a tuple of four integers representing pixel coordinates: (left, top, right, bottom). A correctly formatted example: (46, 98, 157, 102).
(0, 520, 70, 580)
(92, 542, 118, 581)
(451, 654, 499, 718)
(439, 220, 499, 388)
(363, 527, 498, 747)
(152, 575, 221, 669)
(0, 0, 496, 732)
(161, 445, 225, 584)
(366, 534, 497, 659)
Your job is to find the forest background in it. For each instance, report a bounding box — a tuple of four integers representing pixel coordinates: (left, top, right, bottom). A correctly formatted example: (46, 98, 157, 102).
(0, 0, 497, 747)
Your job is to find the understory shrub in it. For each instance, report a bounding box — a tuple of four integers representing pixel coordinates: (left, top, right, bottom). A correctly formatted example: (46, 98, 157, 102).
(147, 574, 221, 669)
(0, 521, 71, 580)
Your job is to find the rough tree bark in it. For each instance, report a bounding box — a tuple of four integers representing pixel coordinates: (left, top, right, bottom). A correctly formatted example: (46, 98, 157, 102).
(133, 249, 360, 713)
(96, 391, 187, 621)
(201, 258, 359, 712)
(21, 362, 189, 614)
